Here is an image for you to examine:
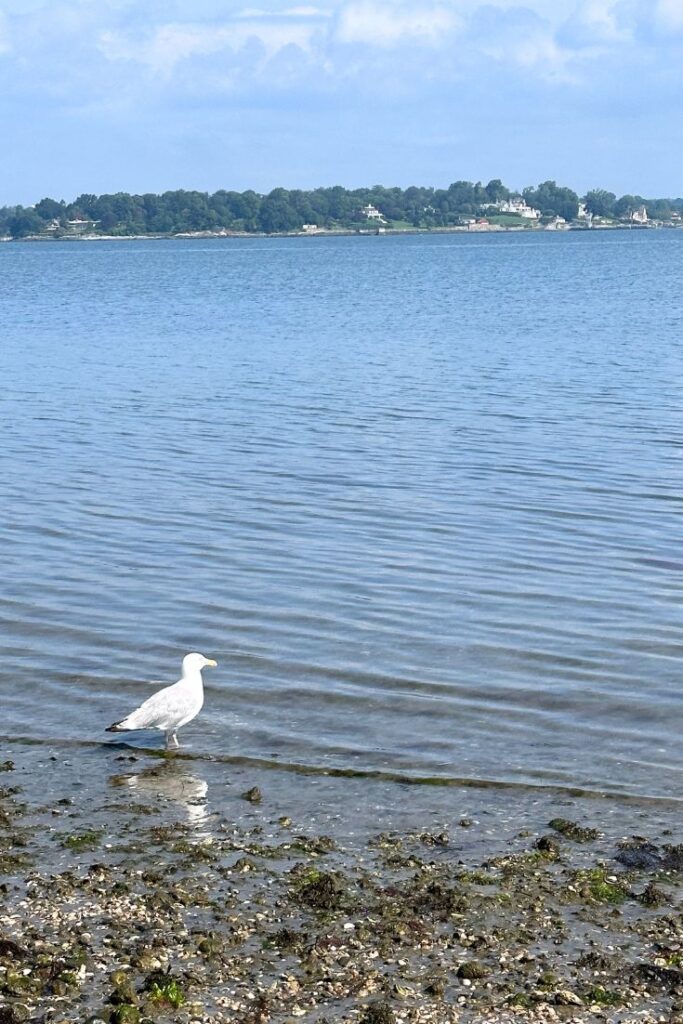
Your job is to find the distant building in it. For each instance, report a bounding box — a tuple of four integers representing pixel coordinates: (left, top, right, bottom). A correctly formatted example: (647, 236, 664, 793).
(301, 224, 319, 233)
(545, 216, 568, 231)
(66, 218, 98, 233)
(486, 196, 540, 220)
(359, 204, 386, 222)
(631, 205, 648, 224)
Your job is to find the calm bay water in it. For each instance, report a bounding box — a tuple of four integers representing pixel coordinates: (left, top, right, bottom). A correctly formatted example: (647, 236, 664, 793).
(2, 230, 683, 798)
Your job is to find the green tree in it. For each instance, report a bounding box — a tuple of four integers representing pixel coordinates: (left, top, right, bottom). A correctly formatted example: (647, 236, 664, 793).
(485, 178, 509, 203)
(259, 190, 300, 232)
(34, 197, 65, 220)
(8, 208, 46, 237)
(646, 198, 672, 220)
(584, 189, 616, 218)
(523, 181, 579, 221)
(614, 194, 642, 219)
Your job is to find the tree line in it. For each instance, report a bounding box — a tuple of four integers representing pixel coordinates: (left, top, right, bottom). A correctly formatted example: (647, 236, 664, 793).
(1, 179, 681, 238)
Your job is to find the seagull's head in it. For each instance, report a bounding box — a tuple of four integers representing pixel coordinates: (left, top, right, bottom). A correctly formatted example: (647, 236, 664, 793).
(183, 652, 218, 675)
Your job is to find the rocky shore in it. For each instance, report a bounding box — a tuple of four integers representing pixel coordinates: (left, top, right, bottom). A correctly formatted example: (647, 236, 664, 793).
(1, 743, 683, 1024)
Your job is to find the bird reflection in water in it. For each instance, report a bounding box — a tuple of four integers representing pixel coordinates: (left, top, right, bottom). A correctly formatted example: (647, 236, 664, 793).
(110, 760, 210, 827)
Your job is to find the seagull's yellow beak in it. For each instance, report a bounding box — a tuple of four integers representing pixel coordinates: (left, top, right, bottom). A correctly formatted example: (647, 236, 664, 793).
(205, 658, 218, 668)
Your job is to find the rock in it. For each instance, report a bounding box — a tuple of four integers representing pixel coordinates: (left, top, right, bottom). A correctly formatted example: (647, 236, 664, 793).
(108, 980, 138, 1006)
(110, 1007, 140, 1024)
(639, 881, 668, 907)
(297, 870, 345, 911)
(0, 938, 26, 959)
(615, 838, 663, 870)
(419, 831, 449, 847)
(548, 818, 599, 843)
(536, 835, 561, 856)
(457, 961, 489, 980)
(360, 1001, 395, 1024)
(424, 974, 446, 997)
(241, 786, 262, 804)
(554, 990, 583, 1006)
(0, 1006, 30, 1024)
(636, 962, 683, 990)
(663, 844, 683, 871)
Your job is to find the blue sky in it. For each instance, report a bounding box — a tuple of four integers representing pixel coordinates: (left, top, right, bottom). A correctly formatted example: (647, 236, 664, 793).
(1, 0, 682, 204)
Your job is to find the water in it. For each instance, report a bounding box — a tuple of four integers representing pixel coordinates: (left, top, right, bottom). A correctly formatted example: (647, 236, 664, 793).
(2, 230, 683, 800)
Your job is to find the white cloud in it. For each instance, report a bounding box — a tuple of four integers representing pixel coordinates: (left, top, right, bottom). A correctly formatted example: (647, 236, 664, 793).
(481, 30, 571, 77)
(335, 1, 460, 47)
(0, 13, 10, 55)
(100, 18, 319, 75)
(655, 0, 683, 31)
(235, 6, 330, 17)
(573, 0, 629, 40)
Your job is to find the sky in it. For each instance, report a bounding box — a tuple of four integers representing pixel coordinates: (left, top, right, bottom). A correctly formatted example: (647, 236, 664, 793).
(1, 0, 682, 204)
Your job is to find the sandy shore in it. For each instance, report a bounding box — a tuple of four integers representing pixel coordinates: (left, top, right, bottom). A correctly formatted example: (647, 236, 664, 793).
(1, 741, 683, 1023)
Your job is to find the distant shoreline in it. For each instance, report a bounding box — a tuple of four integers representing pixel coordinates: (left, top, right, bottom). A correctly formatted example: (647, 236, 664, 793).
(1, 221, 670, 243)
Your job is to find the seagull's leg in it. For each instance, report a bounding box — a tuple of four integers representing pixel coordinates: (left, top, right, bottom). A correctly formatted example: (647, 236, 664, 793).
(165, 730, 179, 750)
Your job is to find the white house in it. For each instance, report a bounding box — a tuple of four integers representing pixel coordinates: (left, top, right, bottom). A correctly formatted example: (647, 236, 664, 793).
(486, 196, 540, 219)
(631, 206, 648, 224)
(359, 204, 386, 222)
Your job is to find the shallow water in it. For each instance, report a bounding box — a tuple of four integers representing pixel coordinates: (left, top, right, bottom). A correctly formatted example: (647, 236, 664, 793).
(2, 230, 683, 799)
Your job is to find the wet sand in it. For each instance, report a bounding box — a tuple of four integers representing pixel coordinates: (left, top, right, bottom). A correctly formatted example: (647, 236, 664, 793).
(1, 742, 683, 1023)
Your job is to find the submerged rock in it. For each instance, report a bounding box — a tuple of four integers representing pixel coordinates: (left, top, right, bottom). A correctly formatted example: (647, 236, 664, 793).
(241, 786, 262, 804)
(536, 835, 561, 857)
(615, 837, 663, 870)
(638, 881, 669, 907)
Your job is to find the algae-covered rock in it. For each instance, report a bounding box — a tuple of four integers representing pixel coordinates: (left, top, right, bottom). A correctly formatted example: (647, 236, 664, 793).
(457, 961, 489, 980)
(584, 985, 624, 1007)
(108, 979, 138, 1006)
(0, 1005, 30, 1024)
(61, 829, 104, 852)
(638, 881, 668, 907)
(548, 819, 599, 843)
(295, 868, 346, 911)
(424, 973, 446, 997)
(142, 970, 185, 1008)
(110, 1006, 140, 1024)
(360, 1000, 395, 1024)
(572, 867, 629, 904)
(554, 989, 583, 1006)
(292, 834, 336, 855)
(535, 835, 561, 857)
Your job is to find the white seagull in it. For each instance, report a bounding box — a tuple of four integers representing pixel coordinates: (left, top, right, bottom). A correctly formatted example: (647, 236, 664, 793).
(106, 652, 217, 749)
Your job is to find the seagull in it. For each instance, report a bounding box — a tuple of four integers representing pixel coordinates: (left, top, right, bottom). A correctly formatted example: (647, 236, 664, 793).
(106, 652, 217, 749)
